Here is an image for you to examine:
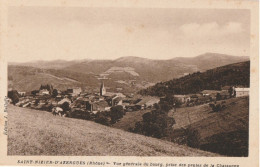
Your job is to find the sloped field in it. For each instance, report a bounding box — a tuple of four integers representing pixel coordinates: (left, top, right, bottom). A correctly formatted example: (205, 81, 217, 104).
(170, 97, 249, 156)
(7, 105, 217, 156)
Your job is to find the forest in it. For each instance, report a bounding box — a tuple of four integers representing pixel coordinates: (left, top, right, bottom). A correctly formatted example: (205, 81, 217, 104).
(139, 61, 250, 96)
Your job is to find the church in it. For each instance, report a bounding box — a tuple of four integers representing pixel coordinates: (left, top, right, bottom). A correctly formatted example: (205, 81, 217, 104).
(100, 81, 106, 96)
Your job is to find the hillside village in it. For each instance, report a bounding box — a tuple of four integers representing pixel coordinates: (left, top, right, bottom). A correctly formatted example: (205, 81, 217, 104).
(8, 82, 161, 116)
(8, 78, 249, 118)
(7, 60, 250, 156)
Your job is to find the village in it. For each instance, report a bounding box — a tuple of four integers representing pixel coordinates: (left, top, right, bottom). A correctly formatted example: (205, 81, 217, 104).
(7, 80, 249, 126)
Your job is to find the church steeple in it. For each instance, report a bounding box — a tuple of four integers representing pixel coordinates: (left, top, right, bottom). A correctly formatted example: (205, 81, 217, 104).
(100, 81, 106, 96)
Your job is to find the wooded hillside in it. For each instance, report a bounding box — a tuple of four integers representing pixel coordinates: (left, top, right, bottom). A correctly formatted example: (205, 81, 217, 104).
(139, 61, 250, 96)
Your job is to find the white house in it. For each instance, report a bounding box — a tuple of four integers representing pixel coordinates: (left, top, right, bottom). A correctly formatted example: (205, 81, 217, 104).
(174, 95, 191, 103)
(39, 89, 50, 95)
(234, 88, 249, 97)
(18, 91, 26, 97)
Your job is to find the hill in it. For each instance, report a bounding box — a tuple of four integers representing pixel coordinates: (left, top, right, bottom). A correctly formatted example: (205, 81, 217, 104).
(8, 53, 249, 92)
(112, 96, 249, 156)
(8, 65, 99, 92)
(170, 97, 249, 156)
(139, 61, 250, 96)
(63, 53, 249, 82)
(8, 59, 86, 69)
(7, 105, 218, 156)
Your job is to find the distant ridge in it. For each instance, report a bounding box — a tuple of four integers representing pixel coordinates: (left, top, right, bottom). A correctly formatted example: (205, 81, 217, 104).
(8, 53, 249, 92)
(10, 52, 249, 67)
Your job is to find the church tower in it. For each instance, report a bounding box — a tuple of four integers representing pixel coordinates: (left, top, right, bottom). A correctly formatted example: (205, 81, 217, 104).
(100, 81, 106, 96)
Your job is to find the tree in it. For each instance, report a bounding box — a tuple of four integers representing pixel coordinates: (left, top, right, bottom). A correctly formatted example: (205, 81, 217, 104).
(52, 89, 58, 98)
(31, 90, 39, 96)
(132, 121, 144, 134)
(95, 112, 110, 126)
(216, 93, 222, 101)
(61, 102, 70, 112)
(186, 127, 200, 148)
(159, 101, 171, 112)
(209, 103, 224, 112)
(110, 105, 124, 124)
(7, 90, 19, 104)
(133, 104, 176, 139)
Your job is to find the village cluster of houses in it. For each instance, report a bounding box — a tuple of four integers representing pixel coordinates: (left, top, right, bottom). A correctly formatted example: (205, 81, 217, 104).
(12, 83, 249, 116)
(13, 82, 161, 115)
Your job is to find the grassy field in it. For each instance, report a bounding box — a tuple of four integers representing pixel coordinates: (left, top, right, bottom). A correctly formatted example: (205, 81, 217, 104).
(112, 110, 151, 131)
(169, 97, 249, 156)
(7, 105, 217, 156)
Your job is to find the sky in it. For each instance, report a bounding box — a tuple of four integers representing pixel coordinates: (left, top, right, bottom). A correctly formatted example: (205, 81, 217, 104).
(7, 7, 250, 62)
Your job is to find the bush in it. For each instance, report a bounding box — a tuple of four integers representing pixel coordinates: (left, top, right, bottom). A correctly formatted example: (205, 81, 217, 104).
(209, 103, 225, 112)
(94, 112, 110, 126)
(61, 102, 70, 112)
(186, 127, 200, 148)
(8, 90, 19, 105)
(110, 105, 125, 124)
(133, 105, 176, 139)
(52, 89, 58, 98)
(70, 109, 91, 120)
(132, 121, 144, 134)
(216, 93, 222, 101)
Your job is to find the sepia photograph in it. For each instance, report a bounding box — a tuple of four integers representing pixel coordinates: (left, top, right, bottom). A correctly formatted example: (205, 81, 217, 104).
(0, 0, 259, 166)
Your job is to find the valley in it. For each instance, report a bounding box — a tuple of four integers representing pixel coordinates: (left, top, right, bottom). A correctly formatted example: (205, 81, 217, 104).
(7, 53, 250, 157)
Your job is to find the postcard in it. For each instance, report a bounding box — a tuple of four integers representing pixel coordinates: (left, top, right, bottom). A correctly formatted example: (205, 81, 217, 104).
(0, 0, 258, 166)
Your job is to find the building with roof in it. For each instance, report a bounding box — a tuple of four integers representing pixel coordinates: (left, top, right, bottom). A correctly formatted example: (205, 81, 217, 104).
(38, 89, 50, 96)
(58, 98, 72, 105)
(67, 87, 82, 96)
(18, 91, 26, 97)
(85, 100, 110, 112)
(234, 88, 249, 97)
(173, 95, 191, 103)
(135, 96, 160, 110)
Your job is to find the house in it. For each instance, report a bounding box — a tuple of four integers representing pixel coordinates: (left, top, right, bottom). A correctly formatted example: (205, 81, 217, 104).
(58, 98, 72, 105)
(85, 100, 110, 112)
(106, 95, 123, 106)
(173, 95, 191, 103)
(38, 89, 50, 95)
(201, 90, 221, 97)
(103, 92, 126, 98)
(135, 96, 160, 110)
(234, 88, 249, 97)
(111, 96, 123, 106)
(219, 90, 230, 98)
(55, 95, 63, 101)
(67, 87, 82, 96)
(18, 92, 26, 97)
(50, 99, 58, 106)
(116, 88, 123, 91)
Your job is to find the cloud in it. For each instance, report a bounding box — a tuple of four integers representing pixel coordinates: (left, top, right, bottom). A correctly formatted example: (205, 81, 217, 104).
(7, 19, 249, 62)
(180, 22, 244, 37)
